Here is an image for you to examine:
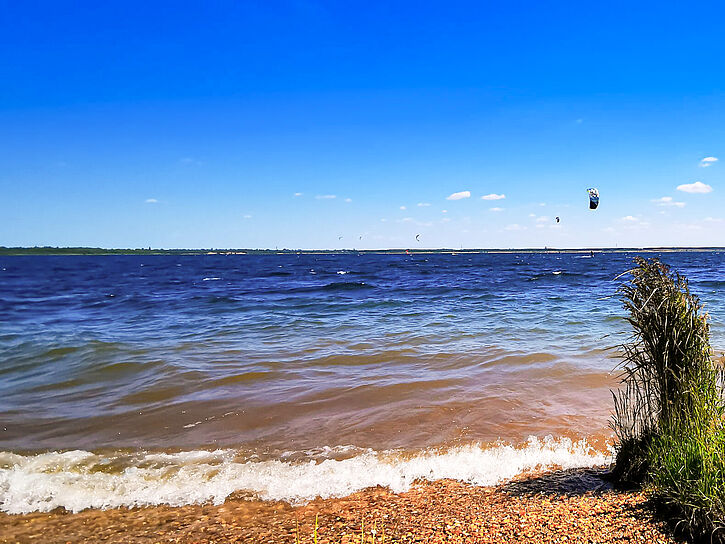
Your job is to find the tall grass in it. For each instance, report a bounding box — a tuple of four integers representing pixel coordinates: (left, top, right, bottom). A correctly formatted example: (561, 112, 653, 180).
(611, 257, 725, 540)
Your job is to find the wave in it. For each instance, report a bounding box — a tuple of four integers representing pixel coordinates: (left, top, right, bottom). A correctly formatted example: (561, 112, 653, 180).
(0, 436, 610, 514)
(276, 281, 375, 294)
(321, 281, 372, 291)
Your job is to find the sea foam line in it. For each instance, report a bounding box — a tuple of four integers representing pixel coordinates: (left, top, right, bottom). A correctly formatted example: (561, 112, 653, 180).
(0, 436, 610, 514)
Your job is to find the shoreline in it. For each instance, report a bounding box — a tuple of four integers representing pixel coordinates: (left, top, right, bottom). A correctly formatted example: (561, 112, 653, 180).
(0, 468, 675, 543)
(2, 246, 725, 256)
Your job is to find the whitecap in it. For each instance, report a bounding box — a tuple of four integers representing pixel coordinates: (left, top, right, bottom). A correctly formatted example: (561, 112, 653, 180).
(0, 436, 611, 514)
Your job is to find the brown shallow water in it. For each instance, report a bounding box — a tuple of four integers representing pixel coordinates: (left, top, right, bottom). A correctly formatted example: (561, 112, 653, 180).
(2, 349, 617, 453)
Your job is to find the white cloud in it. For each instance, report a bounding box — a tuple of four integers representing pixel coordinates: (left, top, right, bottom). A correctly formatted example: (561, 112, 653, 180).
(446, 190, 471, 200)
(504, 224, 525, 231)
(700, 157, 718, 167)
(575, 118, 584, 124)
(441, 217, 451, 223)
(652, 196, 686, 208)
(400, 206, 407, 210)
(315, 194, 337, 199)
(294, 192, 303, 197)
(179, 157, 202, 165)
(145, 198, 158, 204)
(397, 217, 432, 227)
(528, 213, 536, 217)
(535, 216, 549, 223)
(417, 202, 431, 207)
(243, 214, 252, 219)
(677, 181, 713, 194)
(344, 198, 352, 203)
(481, 193, 506, 200)
(539, 202, 547, 207)
(618, 215, 650, 228)
(441, 210, 447, 213)
(489, 207, 504, 212)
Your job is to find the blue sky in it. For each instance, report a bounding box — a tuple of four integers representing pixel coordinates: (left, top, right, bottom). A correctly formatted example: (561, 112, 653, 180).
(2, 1, 725, 249)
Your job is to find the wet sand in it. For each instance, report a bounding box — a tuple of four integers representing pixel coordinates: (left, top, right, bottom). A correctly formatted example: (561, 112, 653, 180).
(0, 468, 676, 544)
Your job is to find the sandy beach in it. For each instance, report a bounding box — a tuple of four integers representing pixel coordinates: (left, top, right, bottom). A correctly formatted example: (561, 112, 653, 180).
(0, 468, 676, 544)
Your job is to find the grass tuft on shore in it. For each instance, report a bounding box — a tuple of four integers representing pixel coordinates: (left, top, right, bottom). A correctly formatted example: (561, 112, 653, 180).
(612, 257, 725, 541)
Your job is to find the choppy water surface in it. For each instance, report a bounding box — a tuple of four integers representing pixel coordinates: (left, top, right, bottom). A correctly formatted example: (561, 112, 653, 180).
(1, 251, 724, 512)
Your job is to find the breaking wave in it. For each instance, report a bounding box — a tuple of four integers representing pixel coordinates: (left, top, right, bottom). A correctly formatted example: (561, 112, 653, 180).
(0, 436, 610, 514)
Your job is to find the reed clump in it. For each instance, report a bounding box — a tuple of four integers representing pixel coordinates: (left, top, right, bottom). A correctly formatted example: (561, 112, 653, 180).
(611, 257, 725, 541)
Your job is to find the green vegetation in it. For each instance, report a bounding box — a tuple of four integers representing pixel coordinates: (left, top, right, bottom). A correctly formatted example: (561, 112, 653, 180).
(612, 257, 725, 541)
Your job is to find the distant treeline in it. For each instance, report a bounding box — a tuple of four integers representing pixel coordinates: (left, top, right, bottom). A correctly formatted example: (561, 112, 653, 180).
(1, 246, 724, 256)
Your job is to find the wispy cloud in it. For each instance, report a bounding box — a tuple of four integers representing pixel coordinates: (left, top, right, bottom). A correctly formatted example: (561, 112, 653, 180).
(344, 198, 352, 203)
(145, 198, 158, 204)
(243, 214, 252, 219)
(619, 216, 650, 228)
(652, 196, 686, 207)
(481, 193, 505, 200)
(294, 192, 303, 197)
(441, 210, 447, 214)
(417, 202, 431, 207)
(504, 223, 525, 231)
(397, 217, 432, 227)
(489, 207, 504, 212)
(700, 157, 718, 168)
(179, 157, 202, 165)
(446, 190, 471, 201)
(677, 181, 713, 194)
(400, 205, 407, 210)
(315, 194, 337, 199)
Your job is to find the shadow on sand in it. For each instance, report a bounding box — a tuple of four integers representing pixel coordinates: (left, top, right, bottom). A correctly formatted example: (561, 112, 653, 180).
(502, 467, 614, 496)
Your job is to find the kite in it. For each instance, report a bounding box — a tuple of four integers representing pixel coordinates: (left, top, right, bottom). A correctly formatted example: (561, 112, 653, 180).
(587, 188, 599, 210)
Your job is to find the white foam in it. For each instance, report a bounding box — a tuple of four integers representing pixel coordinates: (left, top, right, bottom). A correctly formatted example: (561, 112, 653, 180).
(0, 436, 610, 514)
(202, 277, 221, 281)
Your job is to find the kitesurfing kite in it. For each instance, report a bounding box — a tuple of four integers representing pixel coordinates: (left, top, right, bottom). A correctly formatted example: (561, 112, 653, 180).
(555, 216, 560, 223)
(587, 188, 599, 210)
(415, 234, 421, 242)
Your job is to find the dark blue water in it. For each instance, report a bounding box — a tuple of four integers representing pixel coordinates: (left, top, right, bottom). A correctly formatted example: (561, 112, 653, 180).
(1, 251, 724, 512)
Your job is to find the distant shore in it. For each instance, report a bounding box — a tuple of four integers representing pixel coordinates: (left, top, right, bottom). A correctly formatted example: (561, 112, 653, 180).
(0, 468, 675, 544)
(1, 246, 724, 256)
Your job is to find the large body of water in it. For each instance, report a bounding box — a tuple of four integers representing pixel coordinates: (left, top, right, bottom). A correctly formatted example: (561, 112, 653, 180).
(1, 251, 724, 513)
